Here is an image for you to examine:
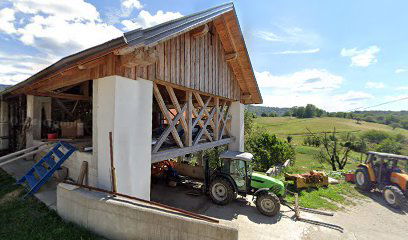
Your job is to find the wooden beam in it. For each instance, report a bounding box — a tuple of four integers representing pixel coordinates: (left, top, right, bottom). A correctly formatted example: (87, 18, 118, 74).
(29, 91, 90, 101)
(153, 103, 187, 153)
(191, 24, 209, 38)
(121, 48, 157, 67)
(166, 85, 188, 135)
(151, 138, 231, 163)
(55, 98, 74, 118)
(193, 106, 216, 146)
(214, 97, 219, 141)
(225, 52, 238, 62)
(241, 93, 252, 100)
(185, 91, 193, 147)
(193, 92, 216, 131)
(153, 83, 184, 148)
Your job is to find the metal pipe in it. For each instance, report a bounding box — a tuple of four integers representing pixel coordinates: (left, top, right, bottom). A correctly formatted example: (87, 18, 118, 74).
(0, 143, 47, 163)
(62, 181, 219, 224)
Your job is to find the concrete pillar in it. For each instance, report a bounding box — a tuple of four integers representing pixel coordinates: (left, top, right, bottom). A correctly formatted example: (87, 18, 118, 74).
(93, 75, 153, 200)
(26, 95, 51, 147)
(0, 101, 9, 150)
(228, 101, 244, 152)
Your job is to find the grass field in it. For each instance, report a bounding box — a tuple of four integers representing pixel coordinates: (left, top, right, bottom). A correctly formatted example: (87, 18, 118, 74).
(0, 170, 99, 240)
(253, 116, 408, 210)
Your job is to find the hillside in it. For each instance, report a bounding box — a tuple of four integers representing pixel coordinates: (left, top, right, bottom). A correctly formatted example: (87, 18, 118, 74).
(255, 117, 408, 138)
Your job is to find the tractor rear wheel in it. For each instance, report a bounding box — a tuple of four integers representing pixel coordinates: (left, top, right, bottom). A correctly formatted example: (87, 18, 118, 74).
(383, 185, 405, 209)
(255, 192, 281, 217)
(355, 168, 372, 191)
(209, 177, 235, 205)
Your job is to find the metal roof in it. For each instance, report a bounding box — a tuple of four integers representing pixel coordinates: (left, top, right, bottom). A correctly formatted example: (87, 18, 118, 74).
(219, 151, 253, 162)
(368, 151, 408, 161)
(124, 2, 234, 47)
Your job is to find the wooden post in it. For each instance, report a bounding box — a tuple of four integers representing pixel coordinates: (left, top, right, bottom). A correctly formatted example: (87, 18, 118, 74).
(214, 97, 219, 140)
(185, 91, 193, 147)
(109, 132, 117, 193)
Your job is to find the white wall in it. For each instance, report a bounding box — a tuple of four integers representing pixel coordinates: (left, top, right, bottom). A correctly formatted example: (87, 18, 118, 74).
(93, 76, 153, 200)
(26, 95, 51, 147)
(228, 101, 244, 152)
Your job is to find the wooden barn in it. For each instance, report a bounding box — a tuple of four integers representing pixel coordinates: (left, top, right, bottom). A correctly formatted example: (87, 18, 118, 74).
(0, 3, 262, 200)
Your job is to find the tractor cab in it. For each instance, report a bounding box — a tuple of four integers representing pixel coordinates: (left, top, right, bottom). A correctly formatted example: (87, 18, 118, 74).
(204, 151, 285, 217)
(355, 152, 408, 208)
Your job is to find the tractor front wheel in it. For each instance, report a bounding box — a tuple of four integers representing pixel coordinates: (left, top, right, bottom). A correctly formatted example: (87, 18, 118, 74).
(255, 192, 281, 217)
(209, 178, 235, 205)
(383, 185, 405, 209)
(355, 168, 372, 191)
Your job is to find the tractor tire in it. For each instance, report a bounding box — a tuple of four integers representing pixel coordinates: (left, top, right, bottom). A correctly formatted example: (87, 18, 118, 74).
(209, 177, 235, 205)
(255, 192, 281, 217)
(355, 168, 372, 191)
(383, 185, 406, 209)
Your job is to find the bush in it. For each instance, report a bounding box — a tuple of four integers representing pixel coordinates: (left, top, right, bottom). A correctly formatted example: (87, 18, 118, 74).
(376, 138, 402, 154)
(246, 133, 295, 172)
(362, 130, 391, 144)
(303, 135, 321, 147)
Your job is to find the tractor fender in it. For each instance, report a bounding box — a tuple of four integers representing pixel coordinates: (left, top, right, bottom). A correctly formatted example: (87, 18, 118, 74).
(253, 188, 270, 197)
(211, 173, 239, 193)
(357, 164, 376, 182)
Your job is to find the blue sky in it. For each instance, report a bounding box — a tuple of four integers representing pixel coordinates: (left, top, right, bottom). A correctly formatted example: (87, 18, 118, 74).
(0, 0, 407, 111)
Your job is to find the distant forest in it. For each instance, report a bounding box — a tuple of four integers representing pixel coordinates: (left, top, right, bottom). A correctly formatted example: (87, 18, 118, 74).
(247, 105, 408, 130)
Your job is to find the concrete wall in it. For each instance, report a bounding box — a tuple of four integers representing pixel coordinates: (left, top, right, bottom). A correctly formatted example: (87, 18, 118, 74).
(228, 101, 244, 152)
(35, 144, 97, 186)
(57, 183, 238, 240)
(93, 76, 153, 200)
(26, 95, 51, 147)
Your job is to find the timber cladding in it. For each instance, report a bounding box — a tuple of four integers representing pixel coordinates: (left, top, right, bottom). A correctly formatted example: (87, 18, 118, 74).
(118, 23, 241, 101)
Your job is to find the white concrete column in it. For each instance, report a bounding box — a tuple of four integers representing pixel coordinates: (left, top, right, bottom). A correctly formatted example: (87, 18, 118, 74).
(93, 75, 153, 200)
(26, 95, 52, 147)
(228, 101, 244, 152)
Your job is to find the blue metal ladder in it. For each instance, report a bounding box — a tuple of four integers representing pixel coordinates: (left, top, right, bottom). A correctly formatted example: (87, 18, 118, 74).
(17, 141, 76, 197)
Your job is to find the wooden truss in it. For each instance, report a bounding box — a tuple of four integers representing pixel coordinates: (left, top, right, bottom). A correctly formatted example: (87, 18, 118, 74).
(152, 82, 232, 153)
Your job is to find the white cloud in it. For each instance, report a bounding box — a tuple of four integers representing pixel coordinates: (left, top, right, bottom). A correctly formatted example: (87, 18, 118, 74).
(397, 86, 408, 91)
(255, 69, 343, 93)
(255, 69, 377, 111)
(395, 68, 407, 74)
(365, 81, 385, 89)
(1, 0, 123, 57)
(340, 45, 380, 67)
(272, 48, 320, 55)
(0, 8, 16, 34)
(122, 0, 143, 10)
(121, 10, 183, 31)
(255, 26, 320, 46)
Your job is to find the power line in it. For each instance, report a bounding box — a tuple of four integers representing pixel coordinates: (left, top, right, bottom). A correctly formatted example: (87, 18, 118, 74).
(347, 96, 408, 112)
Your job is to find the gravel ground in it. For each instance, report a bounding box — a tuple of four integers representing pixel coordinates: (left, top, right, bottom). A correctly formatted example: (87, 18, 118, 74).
(151, 183, 408, 240)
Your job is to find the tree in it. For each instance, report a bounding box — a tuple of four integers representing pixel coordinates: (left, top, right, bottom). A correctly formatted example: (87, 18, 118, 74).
(376, 139, 402, 154)
(244, 110, 256, 139)
(315, 128, 354, 171)
(269, 112, 278, 117)
(283, 111, 292, 117)
(304, 104, 316, 118)
(261, 112, 268, 117)
(246, 133, 295, 172)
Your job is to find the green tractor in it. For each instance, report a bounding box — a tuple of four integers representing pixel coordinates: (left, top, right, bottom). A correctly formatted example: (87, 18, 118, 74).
(204, 151, 285, 217)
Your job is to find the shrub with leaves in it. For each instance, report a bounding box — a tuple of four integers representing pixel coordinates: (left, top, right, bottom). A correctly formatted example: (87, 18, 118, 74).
(376, 138, 402, 154)
(246, 133, 295, 172)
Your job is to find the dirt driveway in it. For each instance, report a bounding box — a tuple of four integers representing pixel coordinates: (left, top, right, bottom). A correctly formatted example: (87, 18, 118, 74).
(151, 183, 408, 240)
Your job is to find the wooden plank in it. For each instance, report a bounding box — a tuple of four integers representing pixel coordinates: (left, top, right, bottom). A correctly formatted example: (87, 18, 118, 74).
(157, 43, 165, 80)
(171, 38, 176, 83)
(214, 97, 219, 141)
(193, 92, 216, 132)
(185, 91, 193, 147)
(184, 32, 191, 88)
(192, 108, 213, 142)
(153, 83, 183, 148)
(153, 103, 187, 153)
(166, 85, 188, 135)
(193, 106, 216, 145)
(195, 35, 200, 90)
(151, 138, 231, 163)
(176, 36, 180, 85)
(180, 34, 185, 86)
(190, 35, 195, 89)
(200, 37, 205, 92)
(165, 40, 170, 82)
(192, 95, 212, 128)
